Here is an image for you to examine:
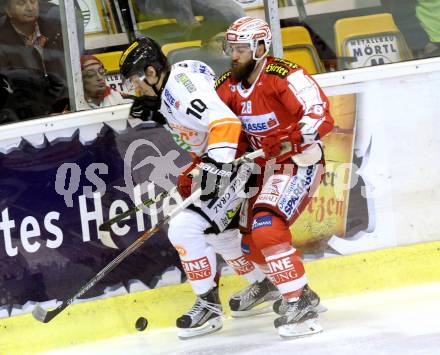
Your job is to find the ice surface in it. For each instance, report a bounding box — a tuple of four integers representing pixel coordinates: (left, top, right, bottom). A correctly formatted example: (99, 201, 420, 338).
(39, 282, 440, 355)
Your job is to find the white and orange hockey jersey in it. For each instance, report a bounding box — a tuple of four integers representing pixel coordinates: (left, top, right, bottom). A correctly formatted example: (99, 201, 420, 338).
(159, 60, 241, 163)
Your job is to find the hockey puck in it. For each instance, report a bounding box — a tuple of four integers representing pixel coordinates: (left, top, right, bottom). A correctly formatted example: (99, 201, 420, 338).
(135, 317, 148, 331)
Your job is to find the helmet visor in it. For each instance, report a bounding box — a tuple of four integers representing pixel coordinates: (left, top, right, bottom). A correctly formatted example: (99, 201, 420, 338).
(122, 73, 145, 92)
(223, 42, 252, 56)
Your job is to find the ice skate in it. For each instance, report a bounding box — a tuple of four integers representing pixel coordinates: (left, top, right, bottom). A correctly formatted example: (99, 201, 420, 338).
(176, 286, 223, 339)
(274, 292, 323, 338)
(273, 284, 327, 315)
(229, 277, 280, 318)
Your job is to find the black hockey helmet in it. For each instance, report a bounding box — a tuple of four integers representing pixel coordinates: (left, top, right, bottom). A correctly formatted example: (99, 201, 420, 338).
(119, 37, 168, 79)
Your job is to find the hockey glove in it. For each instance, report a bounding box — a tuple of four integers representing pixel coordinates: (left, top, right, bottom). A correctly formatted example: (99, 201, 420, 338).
(177, 158, 201, 198)
(261, 126, 303, 159)
(129, 95, 166, 124)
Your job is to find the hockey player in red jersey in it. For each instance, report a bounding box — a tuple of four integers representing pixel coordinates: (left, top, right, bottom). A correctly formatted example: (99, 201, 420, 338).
(216, 17, 334, 338)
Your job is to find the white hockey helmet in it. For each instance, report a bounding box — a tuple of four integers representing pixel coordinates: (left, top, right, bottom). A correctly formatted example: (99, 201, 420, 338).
(225, 16, 272, 61)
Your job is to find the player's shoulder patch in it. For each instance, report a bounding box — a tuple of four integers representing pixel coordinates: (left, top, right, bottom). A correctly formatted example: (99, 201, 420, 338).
(265, 57, 298, 78)
(215, 71, 231, 90)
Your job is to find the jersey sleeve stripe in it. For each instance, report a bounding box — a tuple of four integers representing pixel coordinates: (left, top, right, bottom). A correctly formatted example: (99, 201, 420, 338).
(208, 120, 242, 146)
(208, 117, 241, 130)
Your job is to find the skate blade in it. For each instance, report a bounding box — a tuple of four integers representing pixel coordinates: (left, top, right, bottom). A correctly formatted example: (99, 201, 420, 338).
(230, 303, 274, 318)
(178, 317, 222, 339)
(278, 318, 323, 339)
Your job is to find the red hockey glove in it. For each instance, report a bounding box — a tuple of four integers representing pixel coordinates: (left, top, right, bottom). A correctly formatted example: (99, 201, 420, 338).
(177, 173, 192, 198)
(177, 157, 200, 198)
(261, 126, 303, 159)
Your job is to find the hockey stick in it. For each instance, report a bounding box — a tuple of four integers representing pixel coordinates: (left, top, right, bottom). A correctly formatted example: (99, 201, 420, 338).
(98, 187, 178, 232)
(32, 188, 201, 323)
(32, 149, 264, 323)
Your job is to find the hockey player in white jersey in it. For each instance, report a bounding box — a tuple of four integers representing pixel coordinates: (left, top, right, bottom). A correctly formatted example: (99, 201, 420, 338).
(119, 37, 279, 338)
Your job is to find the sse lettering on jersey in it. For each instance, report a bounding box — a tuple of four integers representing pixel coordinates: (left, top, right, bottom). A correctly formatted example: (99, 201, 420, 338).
(216, 57, 334, 163)
(159, 60, 241, 163)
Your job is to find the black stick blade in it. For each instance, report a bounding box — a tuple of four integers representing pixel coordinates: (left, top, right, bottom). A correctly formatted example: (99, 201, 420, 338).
(32, 304, 50, 323)
(32, 303, 64, 323)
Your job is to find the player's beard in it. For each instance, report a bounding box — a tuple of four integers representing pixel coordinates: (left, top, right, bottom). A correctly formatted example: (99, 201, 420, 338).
(231, 59, 256, 82)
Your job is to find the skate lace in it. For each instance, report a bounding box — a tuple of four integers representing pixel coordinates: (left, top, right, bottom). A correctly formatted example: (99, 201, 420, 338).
(238, 282, 261, 301)
(285, 299, 301, 321)
(187, 298, 222, 317)
(285, 295, 316, 323)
